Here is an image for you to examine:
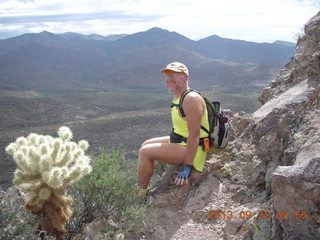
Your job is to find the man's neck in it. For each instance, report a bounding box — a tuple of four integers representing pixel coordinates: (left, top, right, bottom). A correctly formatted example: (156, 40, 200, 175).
(173, 86, 189, 99)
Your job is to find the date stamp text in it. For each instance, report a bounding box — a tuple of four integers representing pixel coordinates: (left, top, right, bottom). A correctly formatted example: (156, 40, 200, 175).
(207, 210, 308, 220)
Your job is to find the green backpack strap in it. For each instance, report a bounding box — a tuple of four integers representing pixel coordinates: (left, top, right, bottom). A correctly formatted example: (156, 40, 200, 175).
(179, 89, 211, 136)
(178, 88, 195, 117)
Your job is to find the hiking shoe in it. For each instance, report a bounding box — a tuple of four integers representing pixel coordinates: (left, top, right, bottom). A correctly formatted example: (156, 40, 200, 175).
(137, 188, 149, 197)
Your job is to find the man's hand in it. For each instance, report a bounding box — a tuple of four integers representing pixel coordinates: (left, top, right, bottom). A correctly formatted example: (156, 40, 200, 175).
(174, 165, 192, 186)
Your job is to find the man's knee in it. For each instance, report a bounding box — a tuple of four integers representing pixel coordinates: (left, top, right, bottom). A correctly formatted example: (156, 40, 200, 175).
(138, 145, 145, 158)
(139, 144, 159, 164)
(139, 144, 150, 160)
(141, 139, 150, 146)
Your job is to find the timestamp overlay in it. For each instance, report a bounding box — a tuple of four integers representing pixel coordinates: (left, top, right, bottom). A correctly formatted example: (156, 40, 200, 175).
(206, 210, 309, 220)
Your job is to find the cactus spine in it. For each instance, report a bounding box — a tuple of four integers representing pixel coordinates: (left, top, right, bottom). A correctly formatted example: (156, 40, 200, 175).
(5, 126, 92, 239)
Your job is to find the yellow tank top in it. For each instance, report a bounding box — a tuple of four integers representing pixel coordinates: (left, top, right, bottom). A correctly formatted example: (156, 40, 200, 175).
(171, 94, 209, 172)
(171, 96, 209, 138)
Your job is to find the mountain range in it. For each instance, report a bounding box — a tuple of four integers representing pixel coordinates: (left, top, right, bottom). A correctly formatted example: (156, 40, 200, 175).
(0, 27, 295, 93)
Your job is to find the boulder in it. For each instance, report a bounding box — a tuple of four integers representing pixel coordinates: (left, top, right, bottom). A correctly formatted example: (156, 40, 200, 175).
(272, 158, 320, 239)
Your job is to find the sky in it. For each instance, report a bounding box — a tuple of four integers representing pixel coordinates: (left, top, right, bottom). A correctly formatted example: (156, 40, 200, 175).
(0, 0, 319, 43)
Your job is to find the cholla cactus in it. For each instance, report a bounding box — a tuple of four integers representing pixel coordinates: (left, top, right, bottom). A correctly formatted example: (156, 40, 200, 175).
(5, 126, 92, 239)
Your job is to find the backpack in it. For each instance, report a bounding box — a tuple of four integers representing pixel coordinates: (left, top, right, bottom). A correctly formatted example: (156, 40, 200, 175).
(178, 89, 230, 149)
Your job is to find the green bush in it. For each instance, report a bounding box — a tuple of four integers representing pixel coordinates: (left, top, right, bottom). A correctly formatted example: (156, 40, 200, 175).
(0, 190, 53, 240)
(68, 148, 149, 238)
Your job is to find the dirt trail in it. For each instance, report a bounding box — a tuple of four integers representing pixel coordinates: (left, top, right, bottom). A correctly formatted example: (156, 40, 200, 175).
(144, 157, 245, 240)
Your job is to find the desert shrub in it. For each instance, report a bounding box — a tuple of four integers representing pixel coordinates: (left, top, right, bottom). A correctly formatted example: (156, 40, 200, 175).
(0, 190, 54, 240)
(68, 148, 149, 238)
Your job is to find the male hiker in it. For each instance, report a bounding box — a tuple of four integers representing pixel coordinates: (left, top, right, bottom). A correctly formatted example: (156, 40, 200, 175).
(137, 62, 209, 193)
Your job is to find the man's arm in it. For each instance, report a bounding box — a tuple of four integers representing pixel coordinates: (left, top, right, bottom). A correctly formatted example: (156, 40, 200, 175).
(174, 92, 204, 185)
(183, 92, 204, 165)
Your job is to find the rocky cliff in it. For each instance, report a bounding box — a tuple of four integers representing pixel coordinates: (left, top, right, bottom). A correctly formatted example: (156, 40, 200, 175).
(228, 11, 320, 239)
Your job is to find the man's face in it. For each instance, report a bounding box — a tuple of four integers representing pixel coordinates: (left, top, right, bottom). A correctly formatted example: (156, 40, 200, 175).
(165, 72, 186, 93)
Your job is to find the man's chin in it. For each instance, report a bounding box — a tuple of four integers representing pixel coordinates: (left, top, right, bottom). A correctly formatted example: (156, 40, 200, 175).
(167, 87, 175, 93)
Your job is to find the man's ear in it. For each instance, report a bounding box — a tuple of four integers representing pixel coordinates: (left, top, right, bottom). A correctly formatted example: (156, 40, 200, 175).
(182, 74, 188, 82)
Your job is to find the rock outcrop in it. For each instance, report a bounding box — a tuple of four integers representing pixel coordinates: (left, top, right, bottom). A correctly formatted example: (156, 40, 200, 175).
(226, 11, 320, 239)
(257, 12, 320, 239)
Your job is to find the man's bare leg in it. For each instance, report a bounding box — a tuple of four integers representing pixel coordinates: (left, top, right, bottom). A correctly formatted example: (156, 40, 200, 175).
(138, 139, 186, 189)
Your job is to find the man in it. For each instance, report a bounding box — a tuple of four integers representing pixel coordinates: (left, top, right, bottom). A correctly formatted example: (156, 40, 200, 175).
(137, 62, 209, 192)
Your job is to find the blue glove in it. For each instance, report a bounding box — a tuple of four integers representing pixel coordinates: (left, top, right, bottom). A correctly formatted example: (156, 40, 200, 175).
(176, 165, 192, 179)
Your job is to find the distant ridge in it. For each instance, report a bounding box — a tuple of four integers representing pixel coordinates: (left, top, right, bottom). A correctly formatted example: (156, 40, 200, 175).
(0, 28, 295, 93)
(196, 34, 294, 64)
(272, 40, 296, 47)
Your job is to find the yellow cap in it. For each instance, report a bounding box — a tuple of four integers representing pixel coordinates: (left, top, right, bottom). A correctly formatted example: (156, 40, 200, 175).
(160, 62, 189, 76)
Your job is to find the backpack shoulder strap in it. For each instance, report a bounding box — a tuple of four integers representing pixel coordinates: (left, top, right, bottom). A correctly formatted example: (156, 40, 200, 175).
(179, 89, 211, 137)
(178, 88, 194, 117)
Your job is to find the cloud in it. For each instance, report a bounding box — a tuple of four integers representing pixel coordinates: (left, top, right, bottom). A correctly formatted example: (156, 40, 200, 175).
(156, 0, 319, 42)
(0, 0, 319, 42)
(0, 11, 163, 24)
